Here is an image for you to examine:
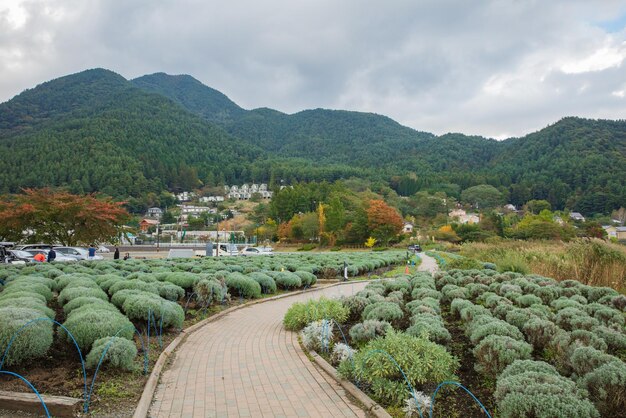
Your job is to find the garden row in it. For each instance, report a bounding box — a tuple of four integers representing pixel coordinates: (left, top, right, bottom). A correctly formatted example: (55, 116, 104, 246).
(284, 268, 626, 417)
(0, 252, 405, 374)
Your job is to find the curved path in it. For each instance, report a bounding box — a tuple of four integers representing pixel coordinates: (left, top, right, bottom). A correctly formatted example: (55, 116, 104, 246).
(149, 282, 369, 418)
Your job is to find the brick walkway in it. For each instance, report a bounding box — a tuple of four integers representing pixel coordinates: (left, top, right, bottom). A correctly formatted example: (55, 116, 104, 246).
(149, 282, 369, 418)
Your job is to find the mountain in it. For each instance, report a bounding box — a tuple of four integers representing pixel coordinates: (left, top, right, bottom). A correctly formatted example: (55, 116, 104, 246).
(132, 73, 246, 125)
(0, 69, 261, 197)
(1, 69, 625, 215)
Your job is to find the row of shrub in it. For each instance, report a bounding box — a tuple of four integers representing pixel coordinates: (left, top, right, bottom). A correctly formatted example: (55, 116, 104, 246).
(436, 268, 626, 417)
(286, 273, 461, 409)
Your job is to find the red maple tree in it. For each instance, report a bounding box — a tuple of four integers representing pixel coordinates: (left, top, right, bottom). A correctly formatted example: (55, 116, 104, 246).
(366, 199, 404, 244)
(0, 188, 129, 246)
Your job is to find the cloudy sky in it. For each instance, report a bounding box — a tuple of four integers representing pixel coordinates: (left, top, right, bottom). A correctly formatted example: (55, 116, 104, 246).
(1, 0, 626, 138)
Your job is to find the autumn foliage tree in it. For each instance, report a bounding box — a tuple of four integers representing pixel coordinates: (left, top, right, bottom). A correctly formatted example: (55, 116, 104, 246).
(0, 188, 130, 246)
(366, 199, 403, 245)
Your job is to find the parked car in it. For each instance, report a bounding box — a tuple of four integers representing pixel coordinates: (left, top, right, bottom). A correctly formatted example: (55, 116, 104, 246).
(15, 243, 54, 251)
(54, 246, 104, 260)
(97, 245, 110, 253)
(1, 242, 15, 264)
(24, 249, 79, 262)
(407, 244, 422, 253)
(8, 249, 36, 263)
(240, 246, 273, 256)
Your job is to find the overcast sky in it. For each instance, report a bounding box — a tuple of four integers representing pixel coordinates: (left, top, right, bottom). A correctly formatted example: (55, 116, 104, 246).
(1, 0, 626, 138)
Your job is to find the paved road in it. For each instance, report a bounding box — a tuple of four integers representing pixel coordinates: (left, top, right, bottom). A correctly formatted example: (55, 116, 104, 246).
(417, 253, 439, 274)
(149, 282, 369, 418)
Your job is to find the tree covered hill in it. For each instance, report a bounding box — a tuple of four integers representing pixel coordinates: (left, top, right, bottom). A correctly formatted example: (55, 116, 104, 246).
(0, 69, 262, 196)
(0, 69, 625, 214)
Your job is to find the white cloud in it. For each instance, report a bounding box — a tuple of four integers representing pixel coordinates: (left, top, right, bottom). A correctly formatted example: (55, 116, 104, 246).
(1, 0, 626, 138)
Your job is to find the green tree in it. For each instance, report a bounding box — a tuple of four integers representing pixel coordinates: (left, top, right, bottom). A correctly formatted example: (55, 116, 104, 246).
(525, 199, 551, 214)
(461, 184, 504, 209)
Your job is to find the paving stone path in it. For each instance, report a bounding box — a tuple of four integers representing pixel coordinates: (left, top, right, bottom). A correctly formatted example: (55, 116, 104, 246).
(149, 282, 369, 418)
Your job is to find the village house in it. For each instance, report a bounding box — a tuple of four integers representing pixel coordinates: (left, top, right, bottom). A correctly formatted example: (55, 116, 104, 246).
(199, 196, 225, 203)
(403, 222, 414, 234)
(224, 183, 272, 200)
(603, 225, 626, 241)
(139, 218, 159, 232)
(146, 207, 163, 218)
(570, 212, 586, 222)
(176, 191, 196, 202)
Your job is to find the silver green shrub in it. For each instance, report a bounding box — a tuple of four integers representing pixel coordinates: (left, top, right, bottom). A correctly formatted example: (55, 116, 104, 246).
(274, 271, 302, 289)
(555, 307, 599, 331)
(349, 320, 392, 345)
(247, 272, 277, 294)
(362, 301, 403, 323)
(341, 295, 370, 318)
(592, 325, 626, 354)
(293, 271, 317, 287)
(410, 287, 440, 301)
(160, 272, 200, 289)
(522, 318, 559, 352)
(63, 296, 116, 316)
(473, 335, 532, 378)
(579, 360, 626, 416)
(122, 293, 184, 329)
(58, 286, 109, 305)
(300, 319, 334, 352)
(225, 272, 262, 298)
(0, 307, 54, 366)
(515, 294, 542, 308)
(330, 342, 355, 366)
(406, 298, 440, 315)
(569, 346, 620, 377)
(406, 315, 451, 345)
(108, 279, 160, 296)
(194, 278, 227, 304)
(2, 282, 53, 302)
(570, 330, 608, 352)
(86, 336, 138, 371)
(62, 307, 134, 351)
(469, 320, 524, 345)
(532, 285, 560, 305)
(156, 282, 185, 301)
(495, 360, 599, 418)
(0, 296, 54, 319)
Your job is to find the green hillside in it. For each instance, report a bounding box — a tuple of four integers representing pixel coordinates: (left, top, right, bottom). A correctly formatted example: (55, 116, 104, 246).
(1, 69, 625, 215)
(0, 69, 261, 197)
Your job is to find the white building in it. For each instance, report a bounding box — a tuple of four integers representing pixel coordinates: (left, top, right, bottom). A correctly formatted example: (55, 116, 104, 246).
(449, 209, 480, 224)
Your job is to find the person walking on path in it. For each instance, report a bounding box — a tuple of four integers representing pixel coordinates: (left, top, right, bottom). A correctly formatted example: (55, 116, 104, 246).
(47, 248, 56, 263)
(88, 244, 96, 260)
(113, 247, 120, 260)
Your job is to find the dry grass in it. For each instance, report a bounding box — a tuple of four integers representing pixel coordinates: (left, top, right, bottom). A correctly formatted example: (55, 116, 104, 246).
(460, 239, 626, 293)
